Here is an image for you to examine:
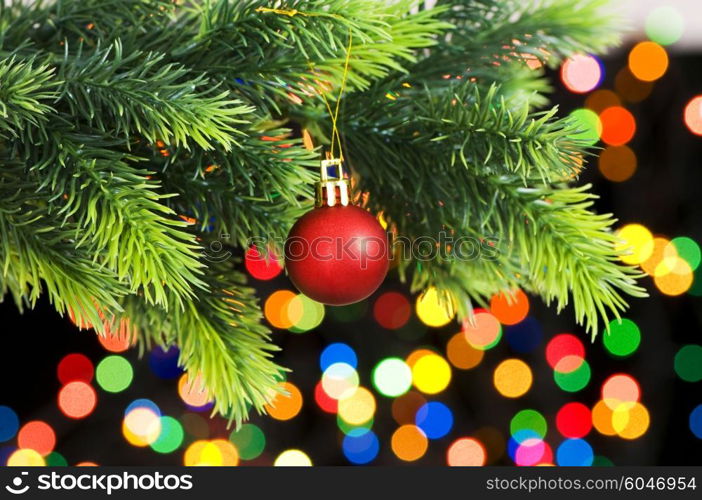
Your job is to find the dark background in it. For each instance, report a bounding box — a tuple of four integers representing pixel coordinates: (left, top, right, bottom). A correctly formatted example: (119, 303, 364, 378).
(1, 48, 701, 466)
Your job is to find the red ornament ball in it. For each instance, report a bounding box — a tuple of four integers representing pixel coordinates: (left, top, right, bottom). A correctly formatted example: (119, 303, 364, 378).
(285, 205, 389, 305)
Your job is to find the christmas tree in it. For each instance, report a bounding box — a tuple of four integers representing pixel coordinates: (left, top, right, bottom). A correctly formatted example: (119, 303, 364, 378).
(0, 0, 646, 424)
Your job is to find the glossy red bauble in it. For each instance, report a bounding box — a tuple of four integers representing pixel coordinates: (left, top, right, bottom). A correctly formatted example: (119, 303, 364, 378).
(284, 205, 390, 305)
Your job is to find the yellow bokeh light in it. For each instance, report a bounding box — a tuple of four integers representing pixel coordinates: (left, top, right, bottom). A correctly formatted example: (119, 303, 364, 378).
(338, 387, 376, 425)
(493, 359, 532, 398)
(615, 224, 654, 265)
(416, 287, 456, 328)
(612, 402, 650, 440)
(7, 449, 45, 466)
(412, 353, 452, 394)
(274, 449, 312, 466)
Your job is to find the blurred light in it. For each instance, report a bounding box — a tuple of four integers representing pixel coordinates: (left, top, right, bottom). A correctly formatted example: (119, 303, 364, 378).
(265, 382, 303, 421)
(513, 438, 552, 466)
(46, 452, 67, 466)
(554, 360, 591, 392)
(372, 358, 412, 397)
(598, 145, 637, 182)
(57, 353, 94, 385)
(615, 67, 653, 103)
(320, 343, 357, 371)
(690, 405, 702, 439)
(684, 96, 702, 136)
(245, 246, 283, 280)
(493, 359, 532, 398)
(337, 414, 374, 435)
(184, 439, 239, 466)
(510, 409, 547, 442)
(274, 449, 312, 466)
(556, 439, 593, 466)
(602, 374, 640, 410)
(645, 6, 684, 46)
(615, 224, 654, 265)
(328, 301, 368, 323)
(373, 291, 411, 329)
(671, 237, 701, 271)
(474, 427, 505, 464)
(322, 362, 359, 400)
(505, 317, 542, 353)
(148, 346, 182, 380)
(411, 352, 452, 394)
(75, 461, 98, 467)
(674, 345, 702, 382)
(7, 449, 45, 467)
(556, 402, 592, 438)
(640, 237, 671, 276)
(446, 332, 484, 369)
(392, 391, 426, 425)
(489, 289, 529, 325)
(178, 373, 212, 409)
(628, 41, 668, 82)
(561, 54, 603, 94)
(0, 406, 19, 442)
(17, 421, 55, 456)
(342, 428, 379, 464)
(314, 381, 338, 413)
(415, 402, 453, 439)
(612, 402, 650, 440)
(447, 438, 486, 466)
(599, 107, 636, 146)
(568, 108, 602, 146)
(97, 327, 133, 353)
(287, 294, 325, 333)
(264, 290, 298, 329)
(150, 416, 184, 454)
(123, 405, 162, 447)
(585, 89, 621, 113)
(603, 318, 641, 357)
(338, 387, 376, 426)
(95, 355, 133, 393)
(180, 413, 209, 440)
(58, 381, 97, 419)
(592, 400, 617, 436)
(462, 310, 502, 350)
(415, 287, 456, 327)
(391, 425, 428, 462)
(546, 334, 585, 373)
(229, 424, 266, 461)
(654, 258, 693, 295)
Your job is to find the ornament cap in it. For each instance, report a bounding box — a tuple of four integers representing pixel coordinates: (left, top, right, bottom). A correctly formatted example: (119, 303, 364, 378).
(316, 158, 350, 207)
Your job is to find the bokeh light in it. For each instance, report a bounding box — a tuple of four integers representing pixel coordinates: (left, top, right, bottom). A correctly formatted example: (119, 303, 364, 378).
(671, 237, 701, 271)
(447, 438, 486, 466)
(684, 96, 702, 136)
(150, 416, 184, 454)
(628, 41, 668, 82)
(616, 224, 654, 265)
(690, 405, 702, 439)
(602, 374, 640, 410)
(7, 449, 45, 466)
(411, 352, 452, 395)
(415, 287, 455, 328)
(674, 345, 702, 382)
(391, 425, 428, 462)
(287, 293, 325, 333)
(599, 106, 636, 146)
(556, 402, 592, 438)
(343, 428, 379, 464)
(184, 439, 239, 466)
(568, 108, 602, 145)
(511, 409, 547, 442)
(615, 67, 653, 103)
(372, 358, 412, 398)
(561, 54, 603, 94)
(392, 392, 427, 425)
(415, 402, 453, 439)
(95, 355, 133, 393)
(149, 346, 183, 380)
(612, 402, 650, 440)
(546, 334, 585, 373)
(338, 387, 376, 426)
(446, 332, 484, 369)
(229, 424, 266, 461)
(57, 353, 94, 385)
(0, 406, 19, 442)
(274, 449, 312, 466)
(645, 6, 684, 46)
(462, 310, 502, 350)
(178, 373, 212, 409)
(17, 421, 55, 456)
(598, 145, 637, 182)
(265, 382, 303, 421)
(556, 439, 593, 466)
(320, 343, 358, 371)
(493, 359, 532, 398)
(585, 89, 621, 113)
(58, 381, 97, 419)
(245, 246, 283, 281)
(264, 290, 298, 329)
(123, 402, 162, 447)
(374, 291, 411, 329)
(505, 317, 542, 354)
(490, 289, 529, 325)
(322, 362, 360, 400)
(603, 318, 641, 357)
(554, 360, 591, 392)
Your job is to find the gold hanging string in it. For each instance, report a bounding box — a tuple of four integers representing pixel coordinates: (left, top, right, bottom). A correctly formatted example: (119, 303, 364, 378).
(257, 6, 353, 161)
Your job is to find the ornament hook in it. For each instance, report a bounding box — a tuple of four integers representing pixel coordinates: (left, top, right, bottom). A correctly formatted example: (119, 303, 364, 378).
(317, 158, 349, 207)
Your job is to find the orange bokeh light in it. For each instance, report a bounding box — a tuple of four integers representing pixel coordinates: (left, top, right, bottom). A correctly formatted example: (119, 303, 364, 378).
(628, 41, 668, 82)
(265, 382, 303, 421)
(489, 289, 529, 325)
(58, 381, 97, 419)
(599, 107, 636, 146)
(18, 421, 56, 456)
(684, 96, 702, 136)
(391, 425, 428, 462)
(598, 145, 637, 182)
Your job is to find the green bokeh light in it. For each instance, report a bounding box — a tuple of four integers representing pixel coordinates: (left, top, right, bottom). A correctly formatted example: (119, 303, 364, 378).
(674, 345, 702, 382)
(510, 409, 547, 439)
(46, 452, 67, 466)
(645, 6, 684, 46)
(671, 236, 701, 271)
(603, 318, 641, 357)
(150, 416, 184, 454)
(229, 424, 266, 461)
(568, 109, 601, 146)
(95, 355, 133, 393)
(289, 295, 325, 333)
(554, 359, 591, 392)
(337, 415, 373, 435)
(372, 358, 412, 398)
